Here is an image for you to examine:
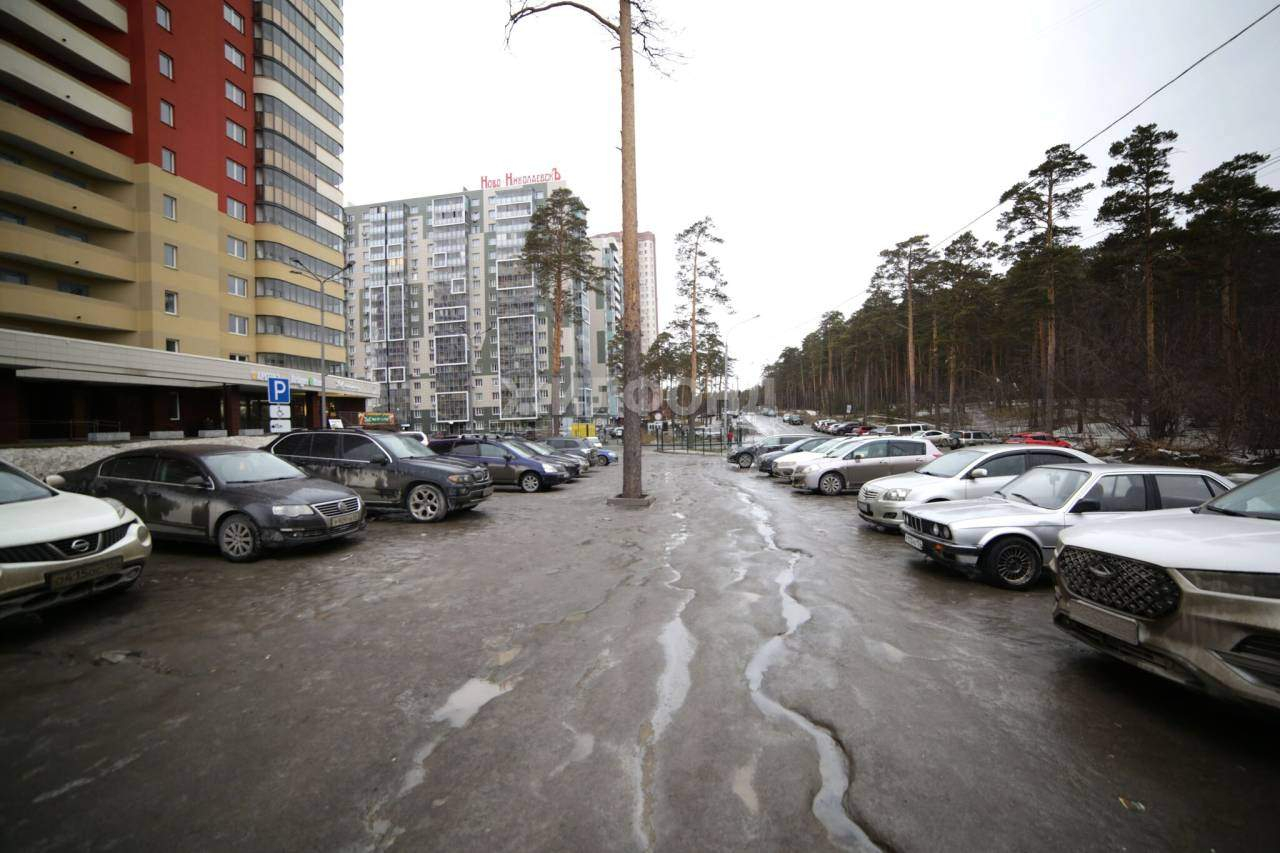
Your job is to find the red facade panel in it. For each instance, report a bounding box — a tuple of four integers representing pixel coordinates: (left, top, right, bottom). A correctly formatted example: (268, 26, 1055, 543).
(87, 1, 254, 221)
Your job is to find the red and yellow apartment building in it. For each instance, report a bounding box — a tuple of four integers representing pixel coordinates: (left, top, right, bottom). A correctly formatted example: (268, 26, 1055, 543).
(0, 0, 374, 443)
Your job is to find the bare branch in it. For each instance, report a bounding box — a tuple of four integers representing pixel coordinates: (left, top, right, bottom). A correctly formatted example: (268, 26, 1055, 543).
(506, 0, 681, 74)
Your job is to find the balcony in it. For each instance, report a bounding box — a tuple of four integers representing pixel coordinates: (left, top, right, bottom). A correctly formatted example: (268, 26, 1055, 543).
(0, 42, 131, 132)
(0, 0, 130, 83)
(0, 160, 131, 231)
(0, 281, 135, 331)
(42, 0, 127, 32)
(0, 100, 132, 183)
(0, 220, 133, 281)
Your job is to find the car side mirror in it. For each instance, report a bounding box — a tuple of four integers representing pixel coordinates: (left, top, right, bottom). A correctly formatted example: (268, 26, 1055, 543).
(371, 456, 388, 465)
(184, 475, 211, 488)
(852, 452, 865, 461)
(504, 454, 515, 462)
(969, 467, 988, 479)
(45, 474, 66, 489)
(1072, 498, 1101, 514)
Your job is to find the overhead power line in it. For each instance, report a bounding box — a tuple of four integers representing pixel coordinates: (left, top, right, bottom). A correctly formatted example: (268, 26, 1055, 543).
(761, 2, 1280, 356)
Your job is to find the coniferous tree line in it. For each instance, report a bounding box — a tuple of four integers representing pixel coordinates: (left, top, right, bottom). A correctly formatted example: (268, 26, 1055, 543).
(750, 125, 1280, 451)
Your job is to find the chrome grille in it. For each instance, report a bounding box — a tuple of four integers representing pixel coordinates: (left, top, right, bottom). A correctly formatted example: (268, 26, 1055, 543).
(312, 497, 361, 518)
(0, 522, 131, 564)
(1058, 546, 1181, 619)
(862, 487, 882, 501)
(904, 513, 926, 534)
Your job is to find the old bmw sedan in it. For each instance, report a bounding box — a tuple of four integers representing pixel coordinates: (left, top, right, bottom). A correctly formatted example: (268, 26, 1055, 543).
(2, 460, 151, 620)
(900, 463, 1233, 590)
(1052, 467, 1280, 711)
(53, 446, 365, 562)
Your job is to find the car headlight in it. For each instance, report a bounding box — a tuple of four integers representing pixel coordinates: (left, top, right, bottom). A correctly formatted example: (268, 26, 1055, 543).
(272, 504, 315, 518)
(542, 463, 557, 473)
(794, 465, 811, 476)
(447, 473, 473, 484)
(102, 497, 129, 519)
(925, 522, 952, 540)
(1180, 570, 1280, 599)
(884, 488, 912, 502)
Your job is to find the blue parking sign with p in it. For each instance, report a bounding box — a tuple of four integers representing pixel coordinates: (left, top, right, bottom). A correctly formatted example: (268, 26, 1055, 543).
(267, 377, 291, 404)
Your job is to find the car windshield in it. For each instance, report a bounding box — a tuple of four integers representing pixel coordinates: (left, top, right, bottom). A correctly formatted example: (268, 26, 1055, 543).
(1202, 470, 1280, 520)
(996, 467, 1089, 509)
(501, 442, 530, 458)
(809, 439, 845, 453)
(918, 449, 984, 478)
(377, 433, 437, 459)
(0, 463, 55, 504)
(205, 451, 305, 484)
(526, 441, 558, 455)
(823, 438, 863, 457)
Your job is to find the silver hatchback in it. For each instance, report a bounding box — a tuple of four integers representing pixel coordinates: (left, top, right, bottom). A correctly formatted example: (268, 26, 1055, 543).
(900, 464, 1234, 590)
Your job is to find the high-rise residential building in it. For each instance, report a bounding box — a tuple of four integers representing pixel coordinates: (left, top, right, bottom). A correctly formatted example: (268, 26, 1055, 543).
(595, 230, 658, 351)
(588, 234, 622, 420)
(345, 176, 612, 433)
(0, 0, 373, 442)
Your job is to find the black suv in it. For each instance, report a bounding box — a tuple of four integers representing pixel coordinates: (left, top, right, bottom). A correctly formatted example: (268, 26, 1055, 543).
(265, 429, 492, 522)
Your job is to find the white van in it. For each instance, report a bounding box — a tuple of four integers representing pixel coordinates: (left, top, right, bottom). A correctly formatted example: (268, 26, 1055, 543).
(886, 422, 932, 436)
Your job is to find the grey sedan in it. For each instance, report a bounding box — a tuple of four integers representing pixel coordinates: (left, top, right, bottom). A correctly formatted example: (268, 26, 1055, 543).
(900, 464, 1234, 590)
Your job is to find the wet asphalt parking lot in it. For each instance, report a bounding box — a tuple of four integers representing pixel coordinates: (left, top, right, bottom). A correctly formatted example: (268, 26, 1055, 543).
(2, 424, 1278, 852)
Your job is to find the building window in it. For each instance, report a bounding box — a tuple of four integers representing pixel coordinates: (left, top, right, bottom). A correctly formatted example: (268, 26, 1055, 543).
(226, 235, 247, 259)
(225, 118, 246, 145)
(228, 313, 248, 336)
(226, 158, 246, 183)
(168, 390, 180, 420)
(165, 338, 180, 353)
(159, 99, 174, 126)
(224, 42, 245, 70)
(57, 280, 89, 297)
(226, 197, 247, 221)
(163, 290, 178, 315)
(0, 268, 29, 284)
(227, 273, 247, 296)
(0, 209, 25, 225)
(163, 243, 178, 268)
(158, 52, 174, 79)
(225, 80, 246, 108)
(162, 194, 177, 220)
(156, 3, 171, 31)
(161, 147, 176, 173)
(229, 353, 248, 362)
(223, 3, 244, 32)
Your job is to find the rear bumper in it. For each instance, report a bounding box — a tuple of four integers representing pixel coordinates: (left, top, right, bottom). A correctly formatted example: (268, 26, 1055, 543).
(0, 521, 151, 620)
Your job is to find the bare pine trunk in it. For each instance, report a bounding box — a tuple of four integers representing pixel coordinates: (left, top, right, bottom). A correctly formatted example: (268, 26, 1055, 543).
(619, 0, 643, 498)
(906, 261, 916, 418)
(550, 274, 564, 436)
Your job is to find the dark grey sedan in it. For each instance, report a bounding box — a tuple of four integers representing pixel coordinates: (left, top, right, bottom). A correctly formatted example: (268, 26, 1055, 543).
(54, 446, 365, 562)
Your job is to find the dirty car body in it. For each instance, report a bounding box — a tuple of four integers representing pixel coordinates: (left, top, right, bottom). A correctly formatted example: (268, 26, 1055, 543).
(1052, 466, 1280, 710)
(1, 460, 151, 620)
(55, 445, 365, 561)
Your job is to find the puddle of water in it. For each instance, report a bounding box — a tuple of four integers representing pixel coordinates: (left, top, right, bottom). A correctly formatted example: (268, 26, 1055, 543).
(431, 678, 511, 728)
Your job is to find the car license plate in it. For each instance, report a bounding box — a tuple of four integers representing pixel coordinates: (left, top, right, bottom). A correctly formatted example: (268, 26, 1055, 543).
(47, 557, 123, 591)
(857, 501, 871, 515)
(327, 510, 361, 528)
(480, 486, 494, 497)
(1072, 600, 1139, 645)
(903, 533, 924, 551)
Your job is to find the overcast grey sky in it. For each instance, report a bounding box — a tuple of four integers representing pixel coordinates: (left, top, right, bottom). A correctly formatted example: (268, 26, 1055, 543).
(342, 1, 1280, 385)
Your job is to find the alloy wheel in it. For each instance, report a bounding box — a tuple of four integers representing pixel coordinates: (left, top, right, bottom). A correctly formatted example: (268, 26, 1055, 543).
(819, 473, 844, 495)
(995, 543, 1037, 585)
(407, 484, 443, 522)
(520, 473, 542, 493)
(220, 519, 255, 559)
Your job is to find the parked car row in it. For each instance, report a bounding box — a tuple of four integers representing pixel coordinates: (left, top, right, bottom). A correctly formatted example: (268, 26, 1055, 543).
(734, 431, 1280, 711)
(0, 428, 619, 620)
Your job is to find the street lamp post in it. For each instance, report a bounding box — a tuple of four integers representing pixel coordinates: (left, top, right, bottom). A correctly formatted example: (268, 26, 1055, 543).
(289, 257, 353, 428)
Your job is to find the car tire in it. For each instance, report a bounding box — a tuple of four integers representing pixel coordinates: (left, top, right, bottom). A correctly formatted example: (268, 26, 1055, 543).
(981, 537, 1043, 590)
(519, 471, 543, 493)
(217, 513, 261, 563)
(405, 483, 447, 522)
(737, 452, 754, 469)
(598, 456, 611, 466)
(110, 565, 144, 594)
(818, 472, 845, 496)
